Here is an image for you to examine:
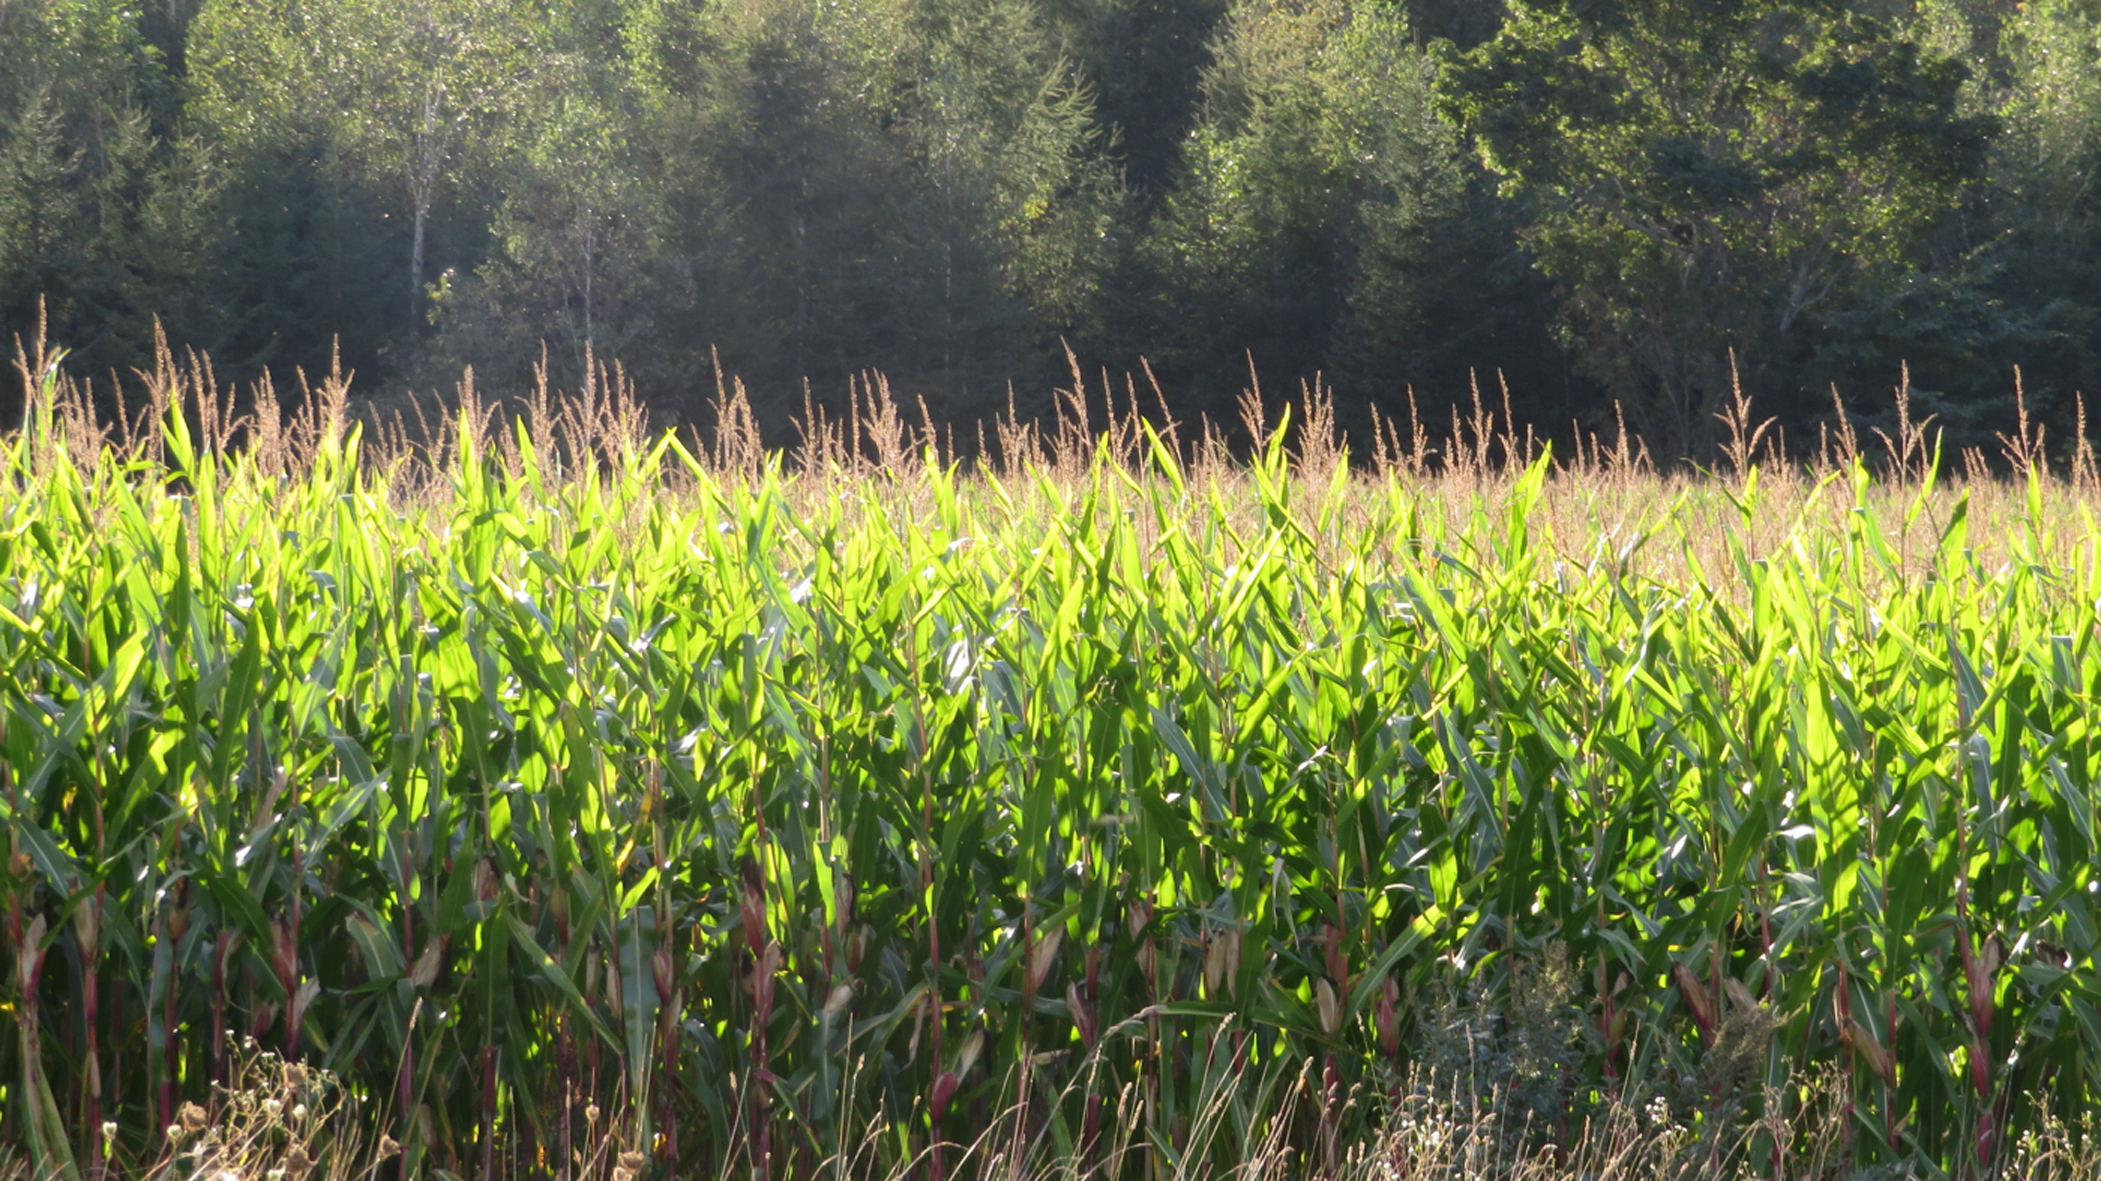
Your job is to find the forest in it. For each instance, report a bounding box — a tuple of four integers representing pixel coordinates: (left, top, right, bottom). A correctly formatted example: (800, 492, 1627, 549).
(3, 0, 2099, 457)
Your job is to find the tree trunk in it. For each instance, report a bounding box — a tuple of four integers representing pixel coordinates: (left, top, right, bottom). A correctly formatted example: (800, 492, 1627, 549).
(410, 198, 429, 328)
(409, 85, 443, 328)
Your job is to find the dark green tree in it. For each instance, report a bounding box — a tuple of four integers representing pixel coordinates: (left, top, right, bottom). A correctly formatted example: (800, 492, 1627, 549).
(1039, 0, 1232, 200)
(461, 0, 1122, 430)
(1127, 0, 1475, 432)
(188, 0, 538, 373)
(1445, 0, 1994, 454)
(412, 0, 657, 397)
(0, 0, 221, 395)
(1404, 0, 1505, 49)
(1963, 0, 2101, 429)
(0, 86, 87, 353)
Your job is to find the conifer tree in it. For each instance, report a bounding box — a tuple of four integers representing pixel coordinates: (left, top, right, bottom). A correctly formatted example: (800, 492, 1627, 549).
(0, 0, 219, 395)
(437, 0, 1118, 429)
(1134, 0, 1461, 428)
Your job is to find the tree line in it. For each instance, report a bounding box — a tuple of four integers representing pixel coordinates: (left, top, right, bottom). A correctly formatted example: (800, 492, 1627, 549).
(4, 0, 2100, 457)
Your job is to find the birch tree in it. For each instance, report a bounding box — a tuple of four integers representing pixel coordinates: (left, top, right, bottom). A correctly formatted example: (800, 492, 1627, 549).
(190, 0, 533, 329)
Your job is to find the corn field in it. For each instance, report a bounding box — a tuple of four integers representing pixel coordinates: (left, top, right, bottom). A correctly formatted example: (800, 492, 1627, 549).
(4, 342, 2101, 1181)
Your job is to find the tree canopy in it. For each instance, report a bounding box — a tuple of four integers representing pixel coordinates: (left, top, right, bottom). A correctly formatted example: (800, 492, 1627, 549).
(5, 0, 2101, 457)
(1447, 0, 1992, 449)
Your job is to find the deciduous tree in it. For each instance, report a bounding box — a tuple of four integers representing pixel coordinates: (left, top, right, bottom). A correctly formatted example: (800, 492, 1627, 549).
(1446, 0, 1992, 451)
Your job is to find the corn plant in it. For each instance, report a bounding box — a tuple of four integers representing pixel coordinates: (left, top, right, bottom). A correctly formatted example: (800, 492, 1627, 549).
(0, 355, 2097, 1180)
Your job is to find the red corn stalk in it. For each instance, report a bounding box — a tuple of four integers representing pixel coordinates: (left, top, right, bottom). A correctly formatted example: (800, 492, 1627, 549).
(1315, 978, 1343, 1174)
(514, 1087, 536, 1181)
(1204, 922, 1242, 1002)
(1834, 961, 1859, 1172)
(1064, 982, 1101, 1052)
(474, 862, 500, 1181)
(922, 992, 946, 1181)
(1321, 923, 1346, 994)
(211, 929, 232, 1084)
(742, 855, 779, 1181)
(1836, 1005, 1895, 1090)
(1376, 975, 1401, 1061)
(1022, 921, 1061, 1015)
(106, 956, 123, 1129)
(1758, 857, 1776, 997)
(647, 770, 679, 1167)
(1377, 974, 1403, 1106)
(1321, 1056, 1343, 1175)
(833, 871, 855, 959)
(270, 918, 299, 1053)
(1957, 923, 2000, 1167)
(286, 769, 303, 1060)
(1947, 781, 2000, 1168)
(1128, 899, 1161, 1138)
(78, 889, 103, 1181)
(396, 826, 417, 1181)
(552, 889, 575, 1181)
(248, 994, 278, 1042)
(932, 1030, 984, 1169)
(929, 1070, 960, 1124)
(1958, 925, 1994, 1050)
(478, 1045, 498, 1181)
(1952, 819, 2000, 1172)
(747, 941, 782, 1181)
(1594, 961, 1630, 1089)
(170, 915, 196, 1126)
(739, 854, 768, 960)
(1672, 961, 1717, 1047)
(918, 835, 945, 1181)
(155, 911, 180, 1141)
(1066, 980, 1102, 1157)
(1205, 918, 1250, 1076)
(1129, 900, 1157, 996)
(1013, 907, 1054, 1181)
(1068, 944, 1104, 1161)
(558, 1059, 574, 1181)
(13, 909, 68, 1175)
(653, 938, 679, 1163)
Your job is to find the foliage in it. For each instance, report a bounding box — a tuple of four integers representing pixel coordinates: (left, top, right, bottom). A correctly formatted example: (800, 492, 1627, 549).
(0, 0, 219, 389)
(1445, 0, 1994, 451)
(416, 0, 1122, 428)
(18, 0, 2101, 456)
(1131, 0, 1462, 425)
(187, 0, 541, 331)
(1965, 0, 2101, 418)
(1037, 0, 1231, 202)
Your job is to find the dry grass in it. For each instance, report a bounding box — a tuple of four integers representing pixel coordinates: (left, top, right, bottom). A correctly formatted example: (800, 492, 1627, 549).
(117, 1047, 2101, 1181)
(12, 302, 2092, 594)
(9, 301, 2089, 545)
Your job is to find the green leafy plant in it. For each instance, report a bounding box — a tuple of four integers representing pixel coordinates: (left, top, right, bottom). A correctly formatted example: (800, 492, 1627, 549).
(1, 348, 2099, 1180)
